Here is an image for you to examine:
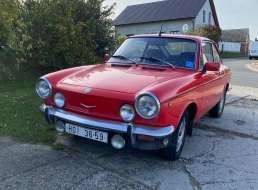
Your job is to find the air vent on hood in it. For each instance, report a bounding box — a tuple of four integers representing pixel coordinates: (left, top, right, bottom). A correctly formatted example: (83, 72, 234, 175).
(111, 64, 132, 67)
(142, 66, 166, 71)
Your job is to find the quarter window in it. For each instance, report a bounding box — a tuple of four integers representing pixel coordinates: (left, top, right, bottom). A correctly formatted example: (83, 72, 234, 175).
(213, 44, 221, 63)
(200, 42, 213, 69)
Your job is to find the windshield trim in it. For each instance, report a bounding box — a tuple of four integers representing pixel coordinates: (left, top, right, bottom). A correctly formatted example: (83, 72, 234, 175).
(108, 37, 198, 70)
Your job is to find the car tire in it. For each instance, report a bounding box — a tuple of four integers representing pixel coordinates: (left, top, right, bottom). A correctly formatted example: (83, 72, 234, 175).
(209, 90, 226, 118)
(249, 56, 252, 60)
(162, 110, 189, 161)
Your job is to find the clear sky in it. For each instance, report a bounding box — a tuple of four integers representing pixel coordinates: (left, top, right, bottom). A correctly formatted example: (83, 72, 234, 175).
(104, 0, 258, 41)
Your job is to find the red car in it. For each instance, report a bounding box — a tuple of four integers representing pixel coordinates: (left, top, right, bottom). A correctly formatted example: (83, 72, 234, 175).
(36, 34, 231, 161)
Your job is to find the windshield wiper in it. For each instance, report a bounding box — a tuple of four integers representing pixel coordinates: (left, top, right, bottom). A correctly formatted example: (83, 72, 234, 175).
(111, 55, 137, 65)
(140, 56, 175, 69)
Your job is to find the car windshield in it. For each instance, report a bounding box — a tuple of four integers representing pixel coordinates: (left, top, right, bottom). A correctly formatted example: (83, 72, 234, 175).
(108, 37, 197, 69)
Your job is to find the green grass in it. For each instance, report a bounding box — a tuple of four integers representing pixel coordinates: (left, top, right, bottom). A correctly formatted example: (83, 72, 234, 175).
(220, 52, 247, 59)
(0, 63, 61, 147)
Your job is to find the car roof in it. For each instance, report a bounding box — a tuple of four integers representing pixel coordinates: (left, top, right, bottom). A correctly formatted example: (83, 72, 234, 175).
(250, 41, 258, 46)
(130, 34, 211, 42)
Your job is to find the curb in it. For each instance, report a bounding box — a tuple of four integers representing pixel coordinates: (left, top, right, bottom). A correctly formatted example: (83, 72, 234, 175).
(245, 62, 258, 72)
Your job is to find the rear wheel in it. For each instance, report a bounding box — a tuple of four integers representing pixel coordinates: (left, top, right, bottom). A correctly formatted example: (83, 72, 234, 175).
(209, 90, 226, 118)
(162, 110, 189, 161)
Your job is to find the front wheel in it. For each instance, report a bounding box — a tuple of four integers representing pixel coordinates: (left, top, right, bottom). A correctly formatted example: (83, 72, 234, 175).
(209, 90, 226, 118)
(162, 110, 189, 161)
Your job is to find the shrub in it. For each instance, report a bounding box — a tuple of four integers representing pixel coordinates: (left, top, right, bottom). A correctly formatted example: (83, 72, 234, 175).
(186, 24, 222, 44)
(23, 0, 116, 69)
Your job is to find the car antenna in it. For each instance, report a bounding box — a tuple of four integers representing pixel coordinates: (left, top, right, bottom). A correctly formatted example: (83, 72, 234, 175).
(158, 22, 163, 36)
(158, 0, 169, 36)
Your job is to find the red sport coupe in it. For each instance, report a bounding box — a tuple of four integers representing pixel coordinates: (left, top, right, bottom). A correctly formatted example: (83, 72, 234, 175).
(36, 34, 231, 161)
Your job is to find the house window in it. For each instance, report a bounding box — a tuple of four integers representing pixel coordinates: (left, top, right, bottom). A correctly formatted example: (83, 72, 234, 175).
(170, 30, 180, 34)
(208, 12, 211, 24)
(126, 34, 134, 37)
(203, 10, 206, 23)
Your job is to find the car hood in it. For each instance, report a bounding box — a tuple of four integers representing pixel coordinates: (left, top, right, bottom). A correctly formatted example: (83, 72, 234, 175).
(60, 64, 182, 94)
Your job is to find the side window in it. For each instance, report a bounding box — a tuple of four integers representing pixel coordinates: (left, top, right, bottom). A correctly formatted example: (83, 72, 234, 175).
(200, 42, 213, 69)
(202, 42, 213, 65)
(213, 44, 221, 63)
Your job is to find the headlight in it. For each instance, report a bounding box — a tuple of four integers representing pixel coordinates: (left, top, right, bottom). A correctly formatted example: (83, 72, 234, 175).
(120, 104, 135, 122)
(36, 78, 52, 99)
(54, 92, 65, 108)
(135, 92, 160, 119)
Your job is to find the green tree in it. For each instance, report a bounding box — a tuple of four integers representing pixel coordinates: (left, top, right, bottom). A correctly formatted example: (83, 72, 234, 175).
(186, 24, 222, 44)
(24, 0, 116, 69)
(116, 36, 126, 47)
(0, 0, 27, 80)
(87, 0, 116, 57)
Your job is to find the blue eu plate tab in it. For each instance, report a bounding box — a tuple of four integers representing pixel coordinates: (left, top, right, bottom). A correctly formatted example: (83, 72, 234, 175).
(186, 61, 194, 68)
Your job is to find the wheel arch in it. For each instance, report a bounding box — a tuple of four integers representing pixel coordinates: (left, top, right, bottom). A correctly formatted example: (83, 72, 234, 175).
(185, 103, 197, 136)
(225, 83, 230, 91)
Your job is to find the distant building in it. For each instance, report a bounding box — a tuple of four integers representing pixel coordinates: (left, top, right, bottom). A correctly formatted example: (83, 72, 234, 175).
(113, 0, 219, 37)
(219, 28, 250, 54)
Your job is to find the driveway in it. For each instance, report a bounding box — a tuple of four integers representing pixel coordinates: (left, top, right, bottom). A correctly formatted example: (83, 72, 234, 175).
(223, 57, 258, 88)
(1, 58, 258, 190)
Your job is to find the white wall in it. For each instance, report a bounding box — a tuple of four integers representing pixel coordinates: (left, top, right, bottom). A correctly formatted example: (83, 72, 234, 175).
(219, 42, 241, 53)
(115, 19, 194, 36)
(195, 0, 215, 26)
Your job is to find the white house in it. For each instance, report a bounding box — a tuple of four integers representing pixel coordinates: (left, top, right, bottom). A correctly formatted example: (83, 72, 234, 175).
(113, 0, 219, 37)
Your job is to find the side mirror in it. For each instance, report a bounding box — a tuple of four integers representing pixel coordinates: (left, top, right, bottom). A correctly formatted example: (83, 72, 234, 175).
(202, 61, 220, 73)
(104, 54, 110, 62)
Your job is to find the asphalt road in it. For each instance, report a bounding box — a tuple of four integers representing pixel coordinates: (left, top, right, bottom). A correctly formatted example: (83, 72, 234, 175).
(223, 57, 258, 88)
(1, 57, 258, 190)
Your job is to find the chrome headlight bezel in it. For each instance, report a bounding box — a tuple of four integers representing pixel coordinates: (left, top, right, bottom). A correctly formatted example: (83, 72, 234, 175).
(54, 92, 66, 108)
(120, 104, 135, 122)
(36, 78, 52, 99)
(135, 92, 160, 119)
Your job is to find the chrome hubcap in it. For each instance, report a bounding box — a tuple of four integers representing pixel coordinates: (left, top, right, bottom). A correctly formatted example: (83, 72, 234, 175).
(219, 93, 225, 113)
(176, 117, 186, 152)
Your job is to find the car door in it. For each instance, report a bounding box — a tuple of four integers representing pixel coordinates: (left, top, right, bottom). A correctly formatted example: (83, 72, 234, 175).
(200, 41, 223, 114)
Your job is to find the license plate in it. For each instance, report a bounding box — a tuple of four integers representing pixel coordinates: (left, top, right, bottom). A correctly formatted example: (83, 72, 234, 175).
(65, 123, 108, 143)
(251, 50, 257, 53)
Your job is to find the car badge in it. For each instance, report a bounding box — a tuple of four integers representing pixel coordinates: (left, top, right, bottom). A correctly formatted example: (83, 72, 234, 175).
(84, 88, 91, 93)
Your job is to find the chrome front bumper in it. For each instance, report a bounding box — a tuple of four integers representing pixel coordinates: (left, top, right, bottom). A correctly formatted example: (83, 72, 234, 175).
(39, 104, 175, 149)
(228, 84, 232, 91)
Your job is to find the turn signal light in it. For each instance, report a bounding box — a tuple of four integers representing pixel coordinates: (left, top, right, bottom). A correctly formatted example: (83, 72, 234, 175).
(137, 135, 155, 141)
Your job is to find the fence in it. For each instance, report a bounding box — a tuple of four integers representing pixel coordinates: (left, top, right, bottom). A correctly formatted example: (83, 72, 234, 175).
(218, 42, 241, 53)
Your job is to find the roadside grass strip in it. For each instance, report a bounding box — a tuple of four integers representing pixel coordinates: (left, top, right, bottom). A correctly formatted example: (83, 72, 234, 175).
(0, 65, 59, 147)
